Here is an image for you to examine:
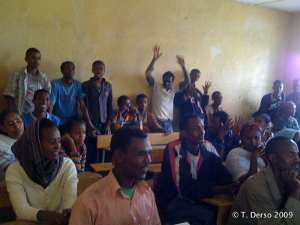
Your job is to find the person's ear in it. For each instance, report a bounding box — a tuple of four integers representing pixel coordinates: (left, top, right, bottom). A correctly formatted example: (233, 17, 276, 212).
(268, 153, 277, 164)
(114, 149, 125, 163)
(181, 130, 188, 139)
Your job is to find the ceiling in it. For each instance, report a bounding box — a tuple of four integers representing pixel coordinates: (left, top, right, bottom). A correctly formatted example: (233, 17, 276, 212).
(231, 0, 300, 13)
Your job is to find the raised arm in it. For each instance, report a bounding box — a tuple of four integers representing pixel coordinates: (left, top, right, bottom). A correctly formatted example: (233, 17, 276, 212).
(145, 45, 162, 86)
(177, 55, 191, 90)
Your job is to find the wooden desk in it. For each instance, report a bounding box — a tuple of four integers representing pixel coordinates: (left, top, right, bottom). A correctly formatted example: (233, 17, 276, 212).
(148, 163, 162, 189)
(201, 195, 234, 225)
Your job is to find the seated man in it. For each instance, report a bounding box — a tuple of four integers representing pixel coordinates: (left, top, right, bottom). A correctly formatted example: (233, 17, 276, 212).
(154, 114, 238, 224)
(228, 136, 300, 224)
(50, 61, 98, 136)
(205, 91, 223, 124)
(205, 111, 242, 159)
(174, 69, 211, 121)
(21, 89, 61, 129)
(145, 45, 191, 132)
(253, 80, 285, 121)
(111, 95, 142, 132)
(69, 127, 160, 224)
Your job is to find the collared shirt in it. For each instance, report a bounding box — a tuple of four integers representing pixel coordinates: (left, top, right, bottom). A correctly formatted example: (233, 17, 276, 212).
(82, 78, 113, 125)
(142, 111, 161, 133)
(3, 67, 51, 115)
(151, 80, 180, 121)
(228, 165, 300, 224)
(69, 170, 160, 225)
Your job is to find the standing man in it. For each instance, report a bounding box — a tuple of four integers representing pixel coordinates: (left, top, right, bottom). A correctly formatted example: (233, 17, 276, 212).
(174, 68, 211, 122)
(145, 45, 191, 132)
(228, 136, 300, 224)
(69, 127, 160, 224)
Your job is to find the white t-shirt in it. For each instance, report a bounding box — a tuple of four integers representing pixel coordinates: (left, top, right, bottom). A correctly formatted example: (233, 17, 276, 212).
(225, 147, 266, 181)
(187, 150, 201, 180)
(5, 157, 78, 221)
(151, 81, 180, 121)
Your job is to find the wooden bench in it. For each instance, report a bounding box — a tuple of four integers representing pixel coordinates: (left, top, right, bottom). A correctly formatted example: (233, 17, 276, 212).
(90, 132, 179, 173)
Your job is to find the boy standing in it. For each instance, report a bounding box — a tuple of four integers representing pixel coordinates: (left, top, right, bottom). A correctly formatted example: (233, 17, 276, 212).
(22, 89, 61, 129)
(3, 48, 51, 115)
(49, 61, 98, 136)
(82, 61, 113, 134)
(145, 45, 191, 132)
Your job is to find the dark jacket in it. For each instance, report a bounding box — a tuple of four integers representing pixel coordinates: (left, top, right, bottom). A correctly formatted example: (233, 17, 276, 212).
(154, 139, 233, 220)
(252, 93, 285, 121)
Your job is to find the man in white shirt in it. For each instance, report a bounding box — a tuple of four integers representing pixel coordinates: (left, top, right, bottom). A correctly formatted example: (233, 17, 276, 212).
(145, 45, 191, 132)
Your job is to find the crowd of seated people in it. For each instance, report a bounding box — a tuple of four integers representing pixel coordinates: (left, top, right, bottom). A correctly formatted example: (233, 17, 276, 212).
(0, 46, 300, 224)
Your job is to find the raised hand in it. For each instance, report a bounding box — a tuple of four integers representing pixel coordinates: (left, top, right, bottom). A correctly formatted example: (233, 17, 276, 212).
(232, 116, 244, 137)
(217, 118, 232, 139)
(176, 55, 185, 67)
(281, 170, 300, 199)
(202, 81, 212, 94)
(153, 45, 163, 60)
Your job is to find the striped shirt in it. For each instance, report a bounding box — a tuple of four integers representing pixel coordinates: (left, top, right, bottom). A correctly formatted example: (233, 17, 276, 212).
(59, 143, 87, 173)
(69, 170, 160, 225)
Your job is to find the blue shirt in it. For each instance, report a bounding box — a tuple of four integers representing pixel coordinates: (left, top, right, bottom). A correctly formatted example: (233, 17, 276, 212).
(22, 113, 61, 129)
(50, 79, 85, 123)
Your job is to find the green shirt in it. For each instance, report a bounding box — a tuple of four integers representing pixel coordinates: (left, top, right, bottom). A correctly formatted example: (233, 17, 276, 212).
(121, 185, 135, 199)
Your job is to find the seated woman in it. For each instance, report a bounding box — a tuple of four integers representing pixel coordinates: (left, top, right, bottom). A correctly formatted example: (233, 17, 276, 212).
(225, 123, 266, 184)
(0, 110, 24, 181)
(111, 95, 142, 132)
(5, 118, 78, 224)
(136, 94, 170, 135)
(254, 113, 274, 146)
(272, 101, 299, 133)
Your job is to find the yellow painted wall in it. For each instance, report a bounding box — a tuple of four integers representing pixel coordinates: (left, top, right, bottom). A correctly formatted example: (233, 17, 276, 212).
(284, 13, 300, 95)
(0, 0, 291, 125)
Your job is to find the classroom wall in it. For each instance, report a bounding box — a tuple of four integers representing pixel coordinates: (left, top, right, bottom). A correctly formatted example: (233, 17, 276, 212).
(284, 13, 300, 95)
(0, 0, 292, 124)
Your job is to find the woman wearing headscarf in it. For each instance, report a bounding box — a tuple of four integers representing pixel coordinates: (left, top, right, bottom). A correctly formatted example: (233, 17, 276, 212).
(225, 123, 266, 184)
(5, 118, 78, 224)
(0, 109, 24, 181)
(272, 101, 300, 133)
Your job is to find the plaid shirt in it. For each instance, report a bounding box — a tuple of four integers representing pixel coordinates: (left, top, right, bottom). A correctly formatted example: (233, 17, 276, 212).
(82, 78, 113, 125)
(3, 67, 51, 115)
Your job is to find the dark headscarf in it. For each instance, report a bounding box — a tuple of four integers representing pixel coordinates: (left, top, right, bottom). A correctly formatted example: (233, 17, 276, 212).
(11, 119, 62, 186)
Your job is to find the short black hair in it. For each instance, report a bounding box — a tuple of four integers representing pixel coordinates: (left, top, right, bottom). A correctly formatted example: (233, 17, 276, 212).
(179, 114, 200, 131)
(92, 60, 105, 69)
(162, 71, 175, 81)
(25, 48, 40, 58)
(136, 94, 148, 102)
(190, 69, 201, 75)
(39, 118, 58, 138)
(0, 109, 20, 126)
(212, 111, 229, 124)
(110, 127, 147, 156)
(273, 80, 283, 86)
(60, 61, 75, 71)
(212, 91, 221, 99)
(59, 116, 85, 135)
(33, 89, 50, 100)
(118, 95, 130, 106)
(254, 113, 271, 124)
(265, 136, 294, 158)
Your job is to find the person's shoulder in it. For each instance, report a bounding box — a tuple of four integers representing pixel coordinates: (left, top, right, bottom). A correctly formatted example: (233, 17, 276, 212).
(242, 169, 267, 191)
(167, 139, 182, 149)
(203, 140, 219, 156)
(262, 93, 272, 99)
(6, 160, 21, 173)
(51, 79, 61, 85)
(72, 79, 82, 85)
(10, 67, 24, 75)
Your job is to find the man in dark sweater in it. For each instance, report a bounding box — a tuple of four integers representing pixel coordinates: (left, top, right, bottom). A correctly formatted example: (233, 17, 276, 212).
(154, 114, 239, 224)
(253, 80, 285, 121)
(174, 69, 211, 121)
